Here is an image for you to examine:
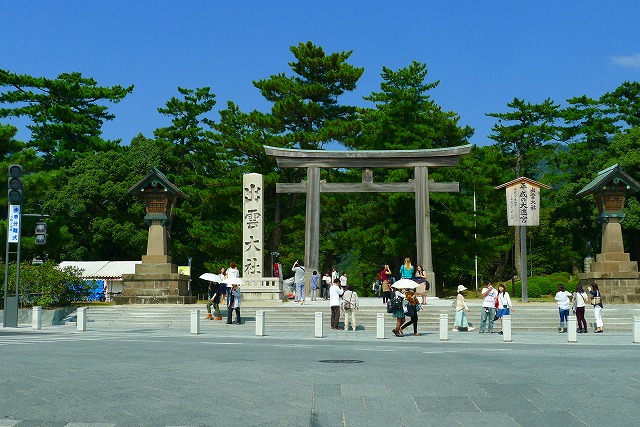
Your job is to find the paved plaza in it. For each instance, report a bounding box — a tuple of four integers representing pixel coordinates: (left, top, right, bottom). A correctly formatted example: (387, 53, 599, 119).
(2, 298, 640, 426)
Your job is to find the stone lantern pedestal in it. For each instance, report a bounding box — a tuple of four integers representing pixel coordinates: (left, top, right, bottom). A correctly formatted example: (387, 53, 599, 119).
(115, 168, 195, 304)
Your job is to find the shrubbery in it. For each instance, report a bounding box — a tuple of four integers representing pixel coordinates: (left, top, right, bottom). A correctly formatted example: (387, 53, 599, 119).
(503, 272, 579, 298)
(1, 261, 96, 308)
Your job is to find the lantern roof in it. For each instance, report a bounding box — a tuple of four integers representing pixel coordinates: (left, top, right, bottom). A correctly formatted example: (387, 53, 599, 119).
(129, 167, 188, 200)
(576, 164, 640, 197)
(495, 176, 551, 190)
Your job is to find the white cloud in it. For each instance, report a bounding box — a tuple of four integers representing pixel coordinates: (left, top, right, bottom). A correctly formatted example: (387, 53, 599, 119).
(609, 53, 640, 69)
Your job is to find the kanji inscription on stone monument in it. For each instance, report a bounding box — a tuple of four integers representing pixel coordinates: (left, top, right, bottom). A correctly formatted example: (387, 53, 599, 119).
(243, 173, 263, 277)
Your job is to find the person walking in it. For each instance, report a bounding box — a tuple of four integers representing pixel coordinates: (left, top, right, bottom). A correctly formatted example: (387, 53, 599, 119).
(390, 286, 406, 337)
(555, 284, 573, 333)
(205, 283, 216, 320)
(310, 270, 320, 301)
(329, 278, 344, 329)
(400, 289, 421, 336)
(574, 284, 590, 333)
(589, 283, 604, 333)
(292, 260, 306, 304)
(452, 285, 474, 331)
(341, 285, 360, 331)
(380, 264, 392, 304)
(399, 258, 414, 279)
(495, 284, 514, 335)
(479, 282, 498, 334)
(226, 283, 241, 325)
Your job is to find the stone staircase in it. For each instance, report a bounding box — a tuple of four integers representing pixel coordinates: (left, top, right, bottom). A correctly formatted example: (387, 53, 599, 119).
(81, 301, 640, 332)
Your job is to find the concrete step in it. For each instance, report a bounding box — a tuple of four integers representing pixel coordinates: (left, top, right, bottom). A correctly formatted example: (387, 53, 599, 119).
(83, 305, 639, 332)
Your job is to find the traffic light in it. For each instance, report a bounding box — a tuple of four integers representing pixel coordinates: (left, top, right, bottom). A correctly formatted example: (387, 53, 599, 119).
(35, 221, 47, 245)
(8, 164, 23, 205)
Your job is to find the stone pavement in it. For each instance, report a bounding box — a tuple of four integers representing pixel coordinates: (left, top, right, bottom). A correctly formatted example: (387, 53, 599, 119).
(1, 298, 640, 426)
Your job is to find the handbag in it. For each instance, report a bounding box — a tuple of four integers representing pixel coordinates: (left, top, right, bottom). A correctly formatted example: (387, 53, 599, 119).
(343, 292, 353, 310)
(387, 297, 400, 313)
(592, 295, 601, 305)
(404, 303, 416, 317)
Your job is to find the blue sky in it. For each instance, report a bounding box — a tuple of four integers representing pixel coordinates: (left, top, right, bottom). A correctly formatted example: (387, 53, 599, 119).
(2, 1, 640, 147)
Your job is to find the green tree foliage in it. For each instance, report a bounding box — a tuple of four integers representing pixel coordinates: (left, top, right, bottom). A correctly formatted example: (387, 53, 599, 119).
(253, 41, 364, 150)
(356, 60, 473, 151)
(0, 69, 133, 168)
(487, 98, 562, 178)
(40, 149, 147, 261)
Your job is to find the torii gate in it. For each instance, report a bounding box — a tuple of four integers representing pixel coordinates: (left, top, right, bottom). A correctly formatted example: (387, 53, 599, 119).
(264, 144, 472, 295)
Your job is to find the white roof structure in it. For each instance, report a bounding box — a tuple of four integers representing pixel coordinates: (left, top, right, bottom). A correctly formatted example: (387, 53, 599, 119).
(58, 261, 141, 280)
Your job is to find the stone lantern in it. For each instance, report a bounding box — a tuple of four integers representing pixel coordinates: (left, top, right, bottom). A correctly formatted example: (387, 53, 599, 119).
(577, 164, 640, 303)
(116, 168, 195, 304)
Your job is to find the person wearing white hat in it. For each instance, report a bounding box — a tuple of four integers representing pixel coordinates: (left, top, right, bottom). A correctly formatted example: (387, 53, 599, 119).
(453, 285, 474, 332)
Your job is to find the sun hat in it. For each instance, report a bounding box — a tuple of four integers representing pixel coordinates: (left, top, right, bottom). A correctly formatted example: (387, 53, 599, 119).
(457, 285, 467, 292)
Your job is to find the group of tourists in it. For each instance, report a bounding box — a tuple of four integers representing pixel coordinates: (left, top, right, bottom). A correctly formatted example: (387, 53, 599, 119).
(205, 262, 242, 324)
(383, 258, 426, 336)
(451, 280, 606, 335)
(451, 282, 514, 334)
(555, 283, 604, 333)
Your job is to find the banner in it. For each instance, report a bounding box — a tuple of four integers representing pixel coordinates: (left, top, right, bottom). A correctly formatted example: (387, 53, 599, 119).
(7, 205, 21, 243)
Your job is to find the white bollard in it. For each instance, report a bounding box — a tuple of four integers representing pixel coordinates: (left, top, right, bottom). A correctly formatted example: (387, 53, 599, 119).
(315, 312, 323, 338)
(439, 314, 449, 341)
(191, 309, 200, 334)
(502, 315, 512, 342)
(376, 313, 385, 339)
(32, 306, 42, 330)
(256, 310, 265, 336)
(633, 317, 640, 344)
(568, 316, 577, 343)
(77, 307, 87, 332)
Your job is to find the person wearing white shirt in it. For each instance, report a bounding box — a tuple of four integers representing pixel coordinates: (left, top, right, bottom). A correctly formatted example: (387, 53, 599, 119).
(329, 279, 344, 330)
(479, 283, 498, 334)
(555, 284, 573, 333)
(495, 284, 515, 335)
(291, 260, 306, 304)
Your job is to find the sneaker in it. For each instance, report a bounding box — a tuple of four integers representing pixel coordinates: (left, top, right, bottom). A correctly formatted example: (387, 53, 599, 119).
(498, 331, 503, 335)
(215, 316, 222, 320)
(452, 328, 458, 332)
(479, 331, 484, 334)
(468, 327, 475, 331)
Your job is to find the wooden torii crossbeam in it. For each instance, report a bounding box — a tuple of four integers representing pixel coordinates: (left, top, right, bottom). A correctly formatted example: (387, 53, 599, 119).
(264, 144, 472, 293)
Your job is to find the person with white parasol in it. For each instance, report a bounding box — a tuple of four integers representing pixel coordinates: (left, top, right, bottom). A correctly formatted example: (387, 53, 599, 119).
(390, 279, 418, 337)
(199, 273, 225, 320)
(225, 276, 244, 324)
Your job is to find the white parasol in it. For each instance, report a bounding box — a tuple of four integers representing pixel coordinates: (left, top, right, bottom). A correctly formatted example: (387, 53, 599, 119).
(391, 278, 420, 289)
(224, 276, 245, 287)
(199, 273, 225, 283)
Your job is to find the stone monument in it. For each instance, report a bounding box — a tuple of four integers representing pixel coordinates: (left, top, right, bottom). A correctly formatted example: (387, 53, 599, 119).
(115, 168, 196, 304)
(577, 164, 640, 303)
(239, 173, 283, 300)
